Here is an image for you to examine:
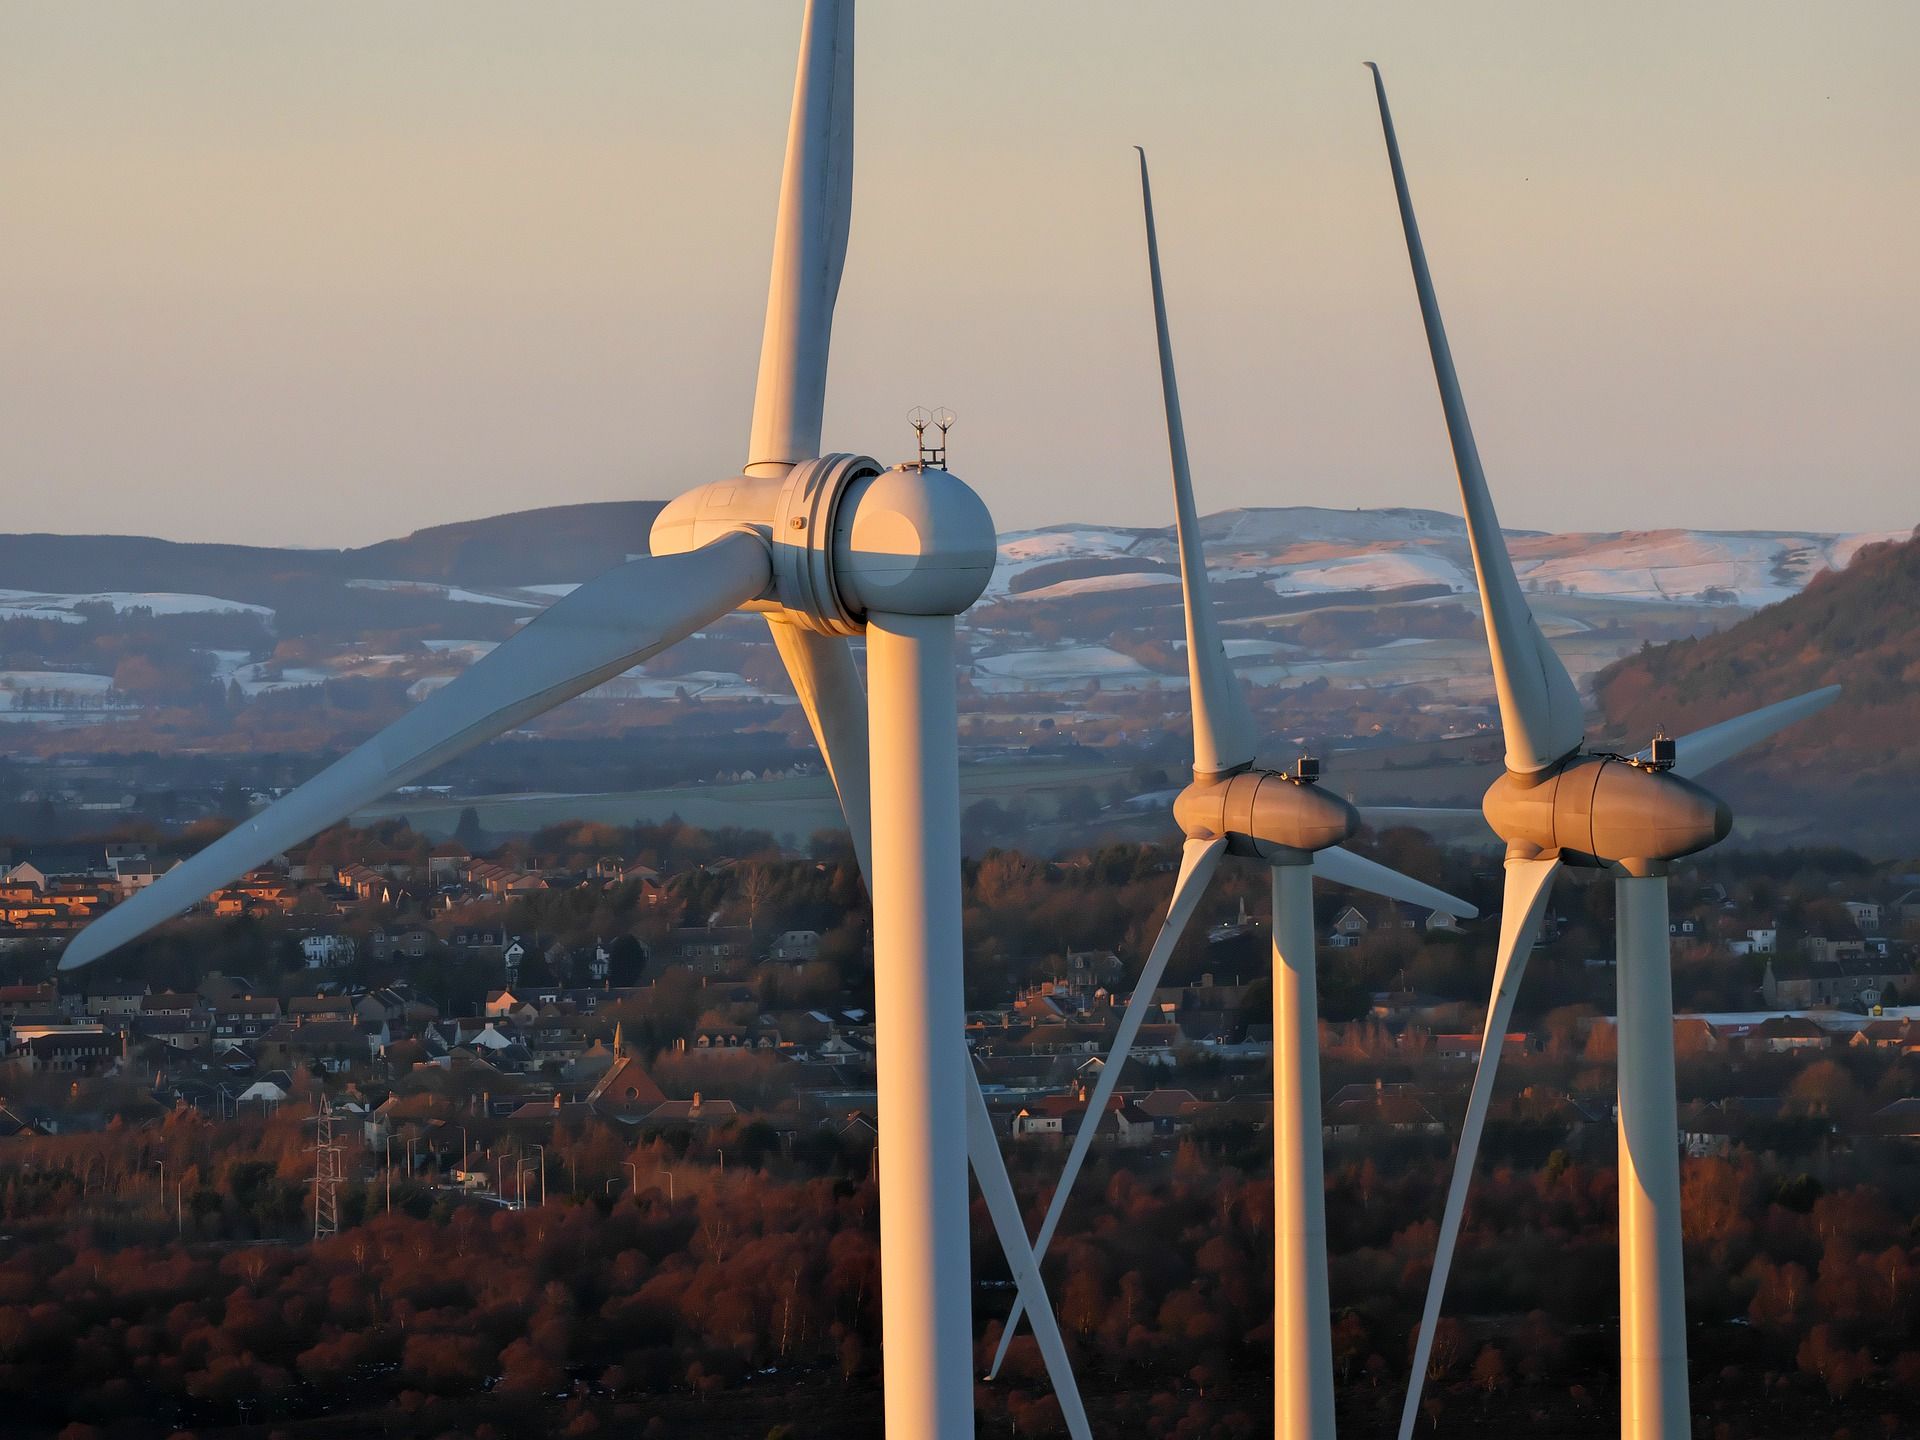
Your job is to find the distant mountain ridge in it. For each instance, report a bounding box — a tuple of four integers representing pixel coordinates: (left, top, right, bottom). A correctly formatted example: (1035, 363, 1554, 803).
(0, 502, 665, 601)
(1, 500, 1895, 608)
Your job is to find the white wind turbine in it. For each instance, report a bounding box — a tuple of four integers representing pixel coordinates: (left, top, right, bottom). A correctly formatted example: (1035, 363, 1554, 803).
(1363, 64, 1841, 1440)
(985, 149, 1483, 1440)
(58, 4, 1092, 1435)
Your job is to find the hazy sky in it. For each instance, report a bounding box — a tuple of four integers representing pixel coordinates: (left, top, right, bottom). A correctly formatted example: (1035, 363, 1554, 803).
(3, 2, 1914, 549)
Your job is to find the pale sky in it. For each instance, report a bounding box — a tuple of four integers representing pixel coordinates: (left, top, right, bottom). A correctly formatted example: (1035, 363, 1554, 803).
(2, 2, 1914, 549)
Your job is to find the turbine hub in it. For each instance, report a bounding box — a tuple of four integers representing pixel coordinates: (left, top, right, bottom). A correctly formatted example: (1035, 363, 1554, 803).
(832, 464, 996, 618)
(1175, 767, 1359, 863)
(1483, 754, 1731, 869)
(648, 454, 995, 630)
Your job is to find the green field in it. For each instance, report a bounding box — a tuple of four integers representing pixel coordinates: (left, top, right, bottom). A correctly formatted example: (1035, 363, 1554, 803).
(355, 758, 1135, 843)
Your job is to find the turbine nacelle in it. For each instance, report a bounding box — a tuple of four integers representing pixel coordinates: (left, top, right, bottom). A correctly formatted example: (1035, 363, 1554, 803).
(1174, 765, 1359, 863)
(1483, 752, 1731, 873)
(649, 454, 995, 632)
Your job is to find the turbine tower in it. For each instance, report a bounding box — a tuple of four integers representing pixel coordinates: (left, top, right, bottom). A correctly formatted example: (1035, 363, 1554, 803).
(1363, 63, 1841, 1440)
(985, 149, 1482, 1440)
(58, 5, 1090, 1435)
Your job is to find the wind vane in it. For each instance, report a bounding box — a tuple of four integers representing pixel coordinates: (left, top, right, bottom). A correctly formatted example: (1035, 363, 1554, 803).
(909, 405, 955, 467)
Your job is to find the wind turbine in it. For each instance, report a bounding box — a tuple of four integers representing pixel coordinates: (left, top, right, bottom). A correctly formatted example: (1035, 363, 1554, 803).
(58, 4, 1092, 1435)
(1363, 64, 1841, 1440)
(985, 148, 1482, 1440)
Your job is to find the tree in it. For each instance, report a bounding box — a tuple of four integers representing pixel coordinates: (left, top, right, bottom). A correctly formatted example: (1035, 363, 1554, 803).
(453, 807, 488, 851)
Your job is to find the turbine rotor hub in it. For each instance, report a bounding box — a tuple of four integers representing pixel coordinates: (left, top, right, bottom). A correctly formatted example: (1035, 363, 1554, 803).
(1483, 753, 1731, 869)
(647, 452, 995, 631)
(1175, 766, 1359, 863)
(832, 463, 996, 619)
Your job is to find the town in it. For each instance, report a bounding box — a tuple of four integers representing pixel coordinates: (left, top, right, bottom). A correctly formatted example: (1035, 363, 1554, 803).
(3, 818, 1920, 1436)
(5, 818, 1919, 1169)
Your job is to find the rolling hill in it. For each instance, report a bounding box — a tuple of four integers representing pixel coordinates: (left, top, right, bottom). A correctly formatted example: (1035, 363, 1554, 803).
(1594, 526, 1920, 849)
(0, 501, 663, 602)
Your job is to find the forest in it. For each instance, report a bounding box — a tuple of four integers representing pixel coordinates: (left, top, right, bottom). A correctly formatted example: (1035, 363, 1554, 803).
(2, 1085, 1919, 1439)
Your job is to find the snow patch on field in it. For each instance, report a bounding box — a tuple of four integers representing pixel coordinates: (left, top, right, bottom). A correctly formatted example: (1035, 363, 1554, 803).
(974, 645, 1169, 693)
(1507, 529, 1902, 608)
(346, 579, 541, 609)
(1270, 550, 1469, 594)
(988, 527, 1150, 596)
(0, 670, 114, 697)
(0, 589, 273, 621)
(1016, 572, 1179, 601)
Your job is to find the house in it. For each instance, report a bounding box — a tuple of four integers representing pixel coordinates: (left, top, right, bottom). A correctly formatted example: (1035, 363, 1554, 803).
(108, 856, 173, 896)
(1323, 1080, 1443, 1140)
(771, 929, 821, 962)
(85, 986, 148, 1019)
(1432, 1031, 1532, 1063)
(645, 1093, 741, 1127)
(0, 983, 60, 1020)
(236, 1073, 293, 1108)
(369, 928, 434, 962)
(300, 933, 356, 968)
(1749, 1015, 1831, 1053)
(1680, 1101, 1736, 1158)
(485, 989, 537, 1025)
(1870, 1098, 1920, 1139)
(1844, 900, 1883, 935)
(1672, 1018, 1723, 1055)
(356, 988, 414, 1025)
(671, 922, 754, 975)
(427, 844, 472, 885)
(213, 996, 283, 1043)
(1327, 906, 1370, 949)
(1851, 1018, 1920, 1052)
(1007, 1091, 1153, 1146)
(260, 1020, 377, 1075)
(288, 995, 355, 1024)
(1761, 957, 1911, 1008)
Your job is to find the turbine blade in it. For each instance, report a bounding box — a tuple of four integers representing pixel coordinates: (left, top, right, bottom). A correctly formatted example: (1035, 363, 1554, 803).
(987, 833, 1225, 1379)
(1364, 64, 1583, 775)
(965, 1072, 1092, 1440)
(1670, 684, 1839, 779)
(766, 619, 874, 883)
(1357, 805, 1496, 838)
(59, 533, 772, 971)
(1310, 845, 1480, 920)
(747, 0, 855, 471)
(1137, 148, 1258, 778)
(1395, 853, 1560, 1440)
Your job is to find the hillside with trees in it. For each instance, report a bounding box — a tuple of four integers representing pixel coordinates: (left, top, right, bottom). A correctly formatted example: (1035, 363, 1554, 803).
(1594, 528, 1920, 850)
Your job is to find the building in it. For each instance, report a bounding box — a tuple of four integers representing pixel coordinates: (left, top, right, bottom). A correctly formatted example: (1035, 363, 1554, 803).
(1761, 958, 1911, 1009)
(300, 934, 357, 968)
(1323, 1081, 1444, 1141)
(214, 996, 283, 1043)
(586, 1029, 668, 1123)
(6, 1025, 115, 1076)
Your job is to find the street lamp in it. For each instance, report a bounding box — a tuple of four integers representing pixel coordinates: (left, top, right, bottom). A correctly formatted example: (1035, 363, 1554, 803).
(528, 1144, 547, 1207)
(384, 1133, 401, 1214)
(517, 1162, 537, 1210)
(622, 1160, 638, 1195)
(659, 1165, 674, 1210)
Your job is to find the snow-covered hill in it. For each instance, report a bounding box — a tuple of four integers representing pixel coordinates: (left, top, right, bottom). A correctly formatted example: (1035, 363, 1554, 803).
(991, 509, 1901, 612)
